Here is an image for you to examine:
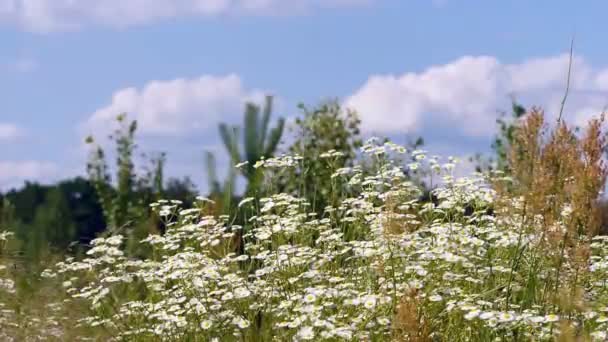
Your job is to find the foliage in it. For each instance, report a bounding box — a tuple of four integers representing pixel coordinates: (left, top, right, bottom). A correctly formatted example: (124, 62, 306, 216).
(164, 177, 198, 209)
(0, 178, 105, 261)
(208, 95, 285, 199)
(84, 114, 199, 257)
(86, 113, 140, 231)
(26, 188, 76, 261)
(281, 100, 362, 213)
(42, 111, 608, 341)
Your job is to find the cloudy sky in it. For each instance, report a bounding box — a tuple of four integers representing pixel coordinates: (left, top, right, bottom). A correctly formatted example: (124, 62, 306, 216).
(0, 0, 606, 191)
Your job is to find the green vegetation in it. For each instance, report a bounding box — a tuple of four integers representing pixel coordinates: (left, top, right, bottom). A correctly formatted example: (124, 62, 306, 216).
(2, 96, 608, 341)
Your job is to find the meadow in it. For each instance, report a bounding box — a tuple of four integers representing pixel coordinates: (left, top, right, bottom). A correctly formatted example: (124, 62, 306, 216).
(1, 103, 608, 341)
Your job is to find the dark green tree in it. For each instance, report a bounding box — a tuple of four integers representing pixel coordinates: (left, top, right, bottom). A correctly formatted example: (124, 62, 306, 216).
(0, 198, 17, 230)
(2, 182, 47, 226)
(56, 177, 105, 244)
(25, 188, 76, 261)
(0, 178, 105, 254)
(164, 177, 198, 209)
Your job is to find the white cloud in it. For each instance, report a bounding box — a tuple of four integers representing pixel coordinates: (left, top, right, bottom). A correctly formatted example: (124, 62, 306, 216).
(0, 160, 59, 190)
(0, 123, 24, 141)
(0, 0, 369, 33)
(346, 53, 608, 137)
(84, 74, 267, 138)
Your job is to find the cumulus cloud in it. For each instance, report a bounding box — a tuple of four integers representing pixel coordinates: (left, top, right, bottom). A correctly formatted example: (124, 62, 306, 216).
(0, 123, 24, 141)
(0, 0, 369, 33)
(0, 160, 59, 190)
(84, 74, 267, 138)
(345, 53, 608, 137)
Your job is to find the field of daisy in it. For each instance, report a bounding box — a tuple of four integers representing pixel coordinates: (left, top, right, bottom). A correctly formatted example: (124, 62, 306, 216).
(2, 106, 608, 341)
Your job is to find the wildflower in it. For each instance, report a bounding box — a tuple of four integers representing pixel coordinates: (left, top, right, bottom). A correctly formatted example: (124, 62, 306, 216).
(234, 287, 251, 299)
(238, 197, 255, 208)
(416, 268, 428, 277)
(429, 294, 443, 302)
(233, 316, 250, 329)
(544, 314, 559, 323)
(528, 316, 545, 324)
(234, 254, 249, 262)
(195, 196, 215, 204)
(498, 312, 515, 322)
(235, 161, 249, 169)
(320, 151, 333, 158)
(363, 296, 377, 310)
(0, 231, 14, 241)
(287, 316, 303, 328)
(584, 311, 598, 319)
(377, 317, 391, 325)
(464, 310, 480, 320)
(200, 320, 213, 330)
(479, 312, 494, 320)
(303, 293, 317, 303)
(297, 326, 315, 340)
(255, 231, 271, 240)
(334, 328, 353, 339)
(179, 208, 200, 216)
(560, 204, 573, 218)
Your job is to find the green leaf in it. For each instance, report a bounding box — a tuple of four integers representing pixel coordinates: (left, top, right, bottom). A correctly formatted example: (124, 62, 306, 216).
(219, 123, 240, 163)
(259, 95, 274, 146)
(264, 117, 285, 157)
(244, 103, 261, 170)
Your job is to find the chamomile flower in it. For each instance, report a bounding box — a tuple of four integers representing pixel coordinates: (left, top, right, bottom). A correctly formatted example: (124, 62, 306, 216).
(297, 326, 315, 340)
(200, 320, 213, 330)
(544, 314, 559, 323)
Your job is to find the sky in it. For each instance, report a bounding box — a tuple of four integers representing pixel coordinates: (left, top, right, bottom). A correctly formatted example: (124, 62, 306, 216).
(1, 0, 607, 192)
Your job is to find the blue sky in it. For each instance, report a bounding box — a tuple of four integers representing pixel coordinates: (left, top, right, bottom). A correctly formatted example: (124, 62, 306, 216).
(1, 0, 607, 191)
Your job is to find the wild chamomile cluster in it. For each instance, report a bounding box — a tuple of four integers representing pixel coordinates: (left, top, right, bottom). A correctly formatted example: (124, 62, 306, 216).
(43, 139, 608, 341)
(0, 230, 16, 338)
